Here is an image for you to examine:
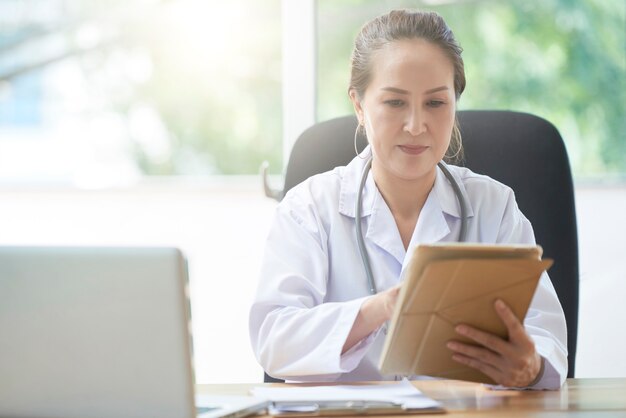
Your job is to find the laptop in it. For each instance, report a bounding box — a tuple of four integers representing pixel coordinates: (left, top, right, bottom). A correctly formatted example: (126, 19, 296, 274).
(0, 246, 267, 418)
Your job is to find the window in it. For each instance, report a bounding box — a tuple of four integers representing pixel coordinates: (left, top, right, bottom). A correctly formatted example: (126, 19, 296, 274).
(0, 0, 283, 183)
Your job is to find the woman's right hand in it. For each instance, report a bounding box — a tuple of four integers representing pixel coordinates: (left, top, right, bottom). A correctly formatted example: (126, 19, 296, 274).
(342, 284, 401, 354)
(378, 284, 401, 321)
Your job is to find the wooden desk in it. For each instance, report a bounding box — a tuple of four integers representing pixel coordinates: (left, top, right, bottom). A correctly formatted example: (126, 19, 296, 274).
(197, 378, 626, 417)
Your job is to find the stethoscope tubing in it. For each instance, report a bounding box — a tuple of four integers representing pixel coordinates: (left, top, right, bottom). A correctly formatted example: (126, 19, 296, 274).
(356, 158, 377, 294)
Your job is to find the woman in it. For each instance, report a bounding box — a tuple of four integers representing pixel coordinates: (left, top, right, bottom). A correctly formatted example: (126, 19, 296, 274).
(249, 9, 567, 389)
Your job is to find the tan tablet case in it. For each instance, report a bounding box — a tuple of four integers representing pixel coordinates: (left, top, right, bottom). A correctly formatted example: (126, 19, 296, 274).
(379, 243, 553, 384)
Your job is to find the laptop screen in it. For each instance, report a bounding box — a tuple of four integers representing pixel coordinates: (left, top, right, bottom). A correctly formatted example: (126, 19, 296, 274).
(0, 246, 197, 418)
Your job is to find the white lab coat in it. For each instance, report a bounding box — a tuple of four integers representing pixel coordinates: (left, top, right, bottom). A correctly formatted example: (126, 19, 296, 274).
(249, 151, 568, 389)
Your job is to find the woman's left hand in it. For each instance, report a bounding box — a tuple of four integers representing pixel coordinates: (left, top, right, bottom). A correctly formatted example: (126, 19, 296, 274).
(446, 299, 543, 387)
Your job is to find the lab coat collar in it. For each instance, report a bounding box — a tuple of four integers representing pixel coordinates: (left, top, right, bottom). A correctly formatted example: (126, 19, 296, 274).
(338, 148, 406, 263)
(338, 153, 475, 220)
(338, 151, 475, 266)
(432, 162, 475, 219)
(338, 148, 375, 218)
(400, 165, 475, 271)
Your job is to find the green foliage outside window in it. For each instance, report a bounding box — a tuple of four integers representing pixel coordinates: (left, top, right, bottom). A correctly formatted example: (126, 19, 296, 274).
(317, 0, 626, 178)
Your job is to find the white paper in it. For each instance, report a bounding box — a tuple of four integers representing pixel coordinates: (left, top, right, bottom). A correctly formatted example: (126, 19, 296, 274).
(251, 379, 441, 409)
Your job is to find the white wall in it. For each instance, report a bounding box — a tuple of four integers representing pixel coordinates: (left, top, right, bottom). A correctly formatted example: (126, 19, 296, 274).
(575, 184, 626, 378)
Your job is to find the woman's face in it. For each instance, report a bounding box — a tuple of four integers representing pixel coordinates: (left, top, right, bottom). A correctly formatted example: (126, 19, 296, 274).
(351, 38, 456, 182)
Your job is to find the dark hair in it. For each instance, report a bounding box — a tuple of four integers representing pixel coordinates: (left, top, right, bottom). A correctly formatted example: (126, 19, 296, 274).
(349, 9, 465, 163)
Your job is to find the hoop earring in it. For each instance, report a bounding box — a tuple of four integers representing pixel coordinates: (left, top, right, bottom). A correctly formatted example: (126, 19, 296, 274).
(444, 123, 463, 162)
(354, 124, 368, 159)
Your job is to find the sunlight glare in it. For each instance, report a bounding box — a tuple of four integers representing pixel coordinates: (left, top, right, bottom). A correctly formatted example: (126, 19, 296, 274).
(161, 0, 247, 74)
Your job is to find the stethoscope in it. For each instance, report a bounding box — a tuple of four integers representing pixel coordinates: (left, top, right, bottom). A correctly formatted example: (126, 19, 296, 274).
(355, 157, 468, 295)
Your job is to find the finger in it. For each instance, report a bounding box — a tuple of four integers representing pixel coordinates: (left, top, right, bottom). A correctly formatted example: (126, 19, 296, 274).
(455, 324, 511, 356)
(447, 341, 505, 370)
(494, 299, 530, 342)
(451, 353, 503, 384)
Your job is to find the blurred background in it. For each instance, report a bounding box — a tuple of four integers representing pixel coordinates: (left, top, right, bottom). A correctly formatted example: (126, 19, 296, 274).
(1, 0, 624, 382)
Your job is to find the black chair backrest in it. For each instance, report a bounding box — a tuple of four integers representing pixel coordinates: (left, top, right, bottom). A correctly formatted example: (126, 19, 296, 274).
(458, 111, 578, 379)
(265, 110, 578, 382)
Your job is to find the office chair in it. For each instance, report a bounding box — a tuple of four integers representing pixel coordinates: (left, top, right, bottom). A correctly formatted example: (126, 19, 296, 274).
(261, 110, 578, 382)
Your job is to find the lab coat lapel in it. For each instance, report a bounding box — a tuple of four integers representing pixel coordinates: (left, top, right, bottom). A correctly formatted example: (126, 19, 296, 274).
(365, 190, 406, 265)
(405, 188, 451, 268)
(338, 153, 405, 265)
(415, 182, 452, 243)
(401, 164, 475, 273)
(339, 157, 471, 270)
